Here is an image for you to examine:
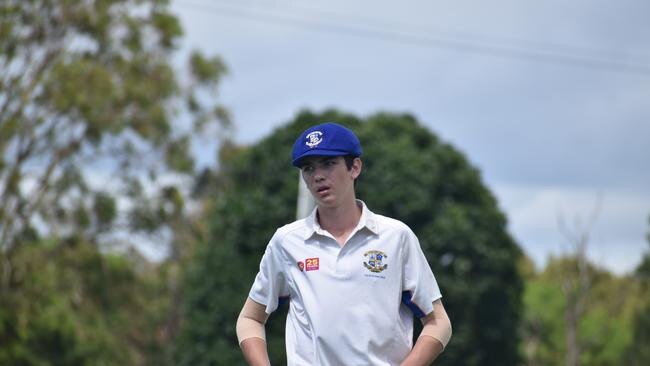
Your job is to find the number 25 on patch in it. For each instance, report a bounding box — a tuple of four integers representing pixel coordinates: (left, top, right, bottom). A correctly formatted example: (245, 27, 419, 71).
(305, 257, 319, 271)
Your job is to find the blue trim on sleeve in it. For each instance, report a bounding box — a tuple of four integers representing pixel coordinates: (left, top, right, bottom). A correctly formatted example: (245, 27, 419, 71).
(402, 291, 426, 318)
(278, 295, 290, 307)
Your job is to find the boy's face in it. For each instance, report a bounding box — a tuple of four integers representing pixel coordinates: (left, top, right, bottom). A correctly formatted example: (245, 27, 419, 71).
(299, 156, 361, 208)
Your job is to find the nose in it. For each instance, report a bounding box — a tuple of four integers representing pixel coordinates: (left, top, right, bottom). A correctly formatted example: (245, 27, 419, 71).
(313, 168, 325, 182)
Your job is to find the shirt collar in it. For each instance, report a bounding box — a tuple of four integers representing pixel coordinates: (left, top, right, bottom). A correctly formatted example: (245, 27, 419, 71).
(304, 199, 379, 240)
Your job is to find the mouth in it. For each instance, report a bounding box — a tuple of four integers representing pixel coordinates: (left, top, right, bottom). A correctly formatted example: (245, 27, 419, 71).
(316, 186, 331, 195)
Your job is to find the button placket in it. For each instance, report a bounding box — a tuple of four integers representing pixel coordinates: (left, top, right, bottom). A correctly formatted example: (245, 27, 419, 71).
(335, 234, 360, 277)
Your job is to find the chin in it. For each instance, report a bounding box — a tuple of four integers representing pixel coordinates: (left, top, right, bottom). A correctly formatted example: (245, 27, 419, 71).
(316, 196, 337, 207)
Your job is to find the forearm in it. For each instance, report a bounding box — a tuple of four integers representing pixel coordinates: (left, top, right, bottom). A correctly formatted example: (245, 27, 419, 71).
(400, 335, 444, 366)
(401, 299, 452, 365)
(240, 337, 271, 366)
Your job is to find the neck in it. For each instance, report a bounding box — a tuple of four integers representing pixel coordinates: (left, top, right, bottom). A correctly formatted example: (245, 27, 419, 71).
(317, 199, 361, 237)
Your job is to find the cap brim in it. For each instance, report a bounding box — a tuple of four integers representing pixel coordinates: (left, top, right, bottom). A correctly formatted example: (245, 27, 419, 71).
(292, 149, 351, 167)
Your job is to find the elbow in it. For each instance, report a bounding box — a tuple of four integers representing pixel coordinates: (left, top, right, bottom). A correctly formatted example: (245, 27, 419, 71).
(236, 298, 269, 345)
(429, 315, 452, 350)
(236, 314, 266, 345)
(420, 301, 452, 349)
(443, 317, 452, 347)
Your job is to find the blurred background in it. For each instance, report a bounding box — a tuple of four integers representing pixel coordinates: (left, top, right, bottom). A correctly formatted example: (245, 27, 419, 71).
(1, 0, 648, 365)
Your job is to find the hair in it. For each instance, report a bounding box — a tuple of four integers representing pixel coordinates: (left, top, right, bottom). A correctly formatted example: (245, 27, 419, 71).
(343, 155, 356, 170)
(343, 155, 360, 187)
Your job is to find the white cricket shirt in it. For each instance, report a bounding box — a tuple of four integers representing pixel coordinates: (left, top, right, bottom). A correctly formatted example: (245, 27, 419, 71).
(248, 201, 442, 366)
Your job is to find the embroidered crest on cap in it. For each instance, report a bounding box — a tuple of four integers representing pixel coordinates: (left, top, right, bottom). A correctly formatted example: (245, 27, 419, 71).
(363, 250, 388, 273)
(305, 131, 323, 148)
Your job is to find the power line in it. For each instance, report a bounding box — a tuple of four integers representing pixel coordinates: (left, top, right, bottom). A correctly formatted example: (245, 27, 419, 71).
(175, 0, 650, 75)
(190, 0, 650, 60)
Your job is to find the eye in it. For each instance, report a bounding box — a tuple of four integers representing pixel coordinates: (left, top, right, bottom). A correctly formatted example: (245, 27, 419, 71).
(301, 165, 314, 173)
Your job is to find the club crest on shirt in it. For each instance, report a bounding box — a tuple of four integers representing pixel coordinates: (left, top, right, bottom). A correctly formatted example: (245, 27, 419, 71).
(363, 250, 388, 273)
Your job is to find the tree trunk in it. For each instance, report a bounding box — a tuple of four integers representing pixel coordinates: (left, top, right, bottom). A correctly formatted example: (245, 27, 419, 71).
(565, 292, 580, 366)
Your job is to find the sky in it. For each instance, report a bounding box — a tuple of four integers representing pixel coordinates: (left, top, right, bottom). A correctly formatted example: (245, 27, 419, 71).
(169, 0, 650, 274)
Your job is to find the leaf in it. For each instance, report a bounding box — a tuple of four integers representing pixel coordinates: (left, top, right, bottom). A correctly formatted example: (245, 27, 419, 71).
(73, 204, 90, 230)
(151, 10, 183, 48)
(165, 136, 194, 173)
(93, 192, 116, 228)
(189, 51, 227, 83)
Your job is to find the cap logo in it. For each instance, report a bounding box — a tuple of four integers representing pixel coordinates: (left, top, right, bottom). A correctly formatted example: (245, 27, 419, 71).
(305, 131, 323, 148)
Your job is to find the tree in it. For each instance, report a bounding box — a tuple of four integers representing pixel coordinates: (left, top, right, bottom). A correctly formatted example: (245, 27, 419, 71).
(1, 0, 228, 363)
(556, 206, 601, 366)
(521, 207, 644, 366)
(0, 236, 173, 365)
(523, 255, 641, 366)
(626, 215, 650, 365)
(0, 0, 229, 258)
(177, 110, 524, 365)
(521, 260, 566, 366)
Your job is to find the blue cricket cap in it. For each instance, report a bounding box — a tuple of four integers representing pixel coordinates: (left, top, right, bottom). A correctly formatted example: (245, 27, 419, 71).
(291, 122, 362, 167)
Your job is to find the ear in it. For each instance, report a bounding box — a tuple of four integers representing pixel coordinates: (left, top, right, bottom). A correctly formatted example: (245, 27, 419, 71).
(351, 158, 362, 179)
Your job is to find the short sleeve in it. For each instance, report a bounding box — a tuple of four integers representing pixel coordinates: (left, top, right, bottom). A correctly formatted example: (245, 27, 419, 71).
(248, 232, 290, 314)
(401, 226, 442, 318)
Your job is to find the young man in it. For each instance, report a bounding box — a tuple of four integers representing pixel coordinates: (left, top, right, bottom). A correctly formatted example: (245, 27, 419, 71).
(236, 122, 451, 365)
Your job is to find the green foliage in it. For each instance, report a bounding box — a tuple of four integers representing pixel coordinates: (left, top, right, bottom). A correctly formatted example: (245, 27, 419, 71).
(522, 256, 644, 365)
(0, 0, 229, 250)
(522, 273, 566, 364)
(177, 110, 523, 365)
(0, 1, 227, 364)
(625, 219, 650, 365)
(190, 51, 227, 84)
(626, 298, 650, 366)
(93, 192, 117, 229)
(0, 239, 173, 365)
